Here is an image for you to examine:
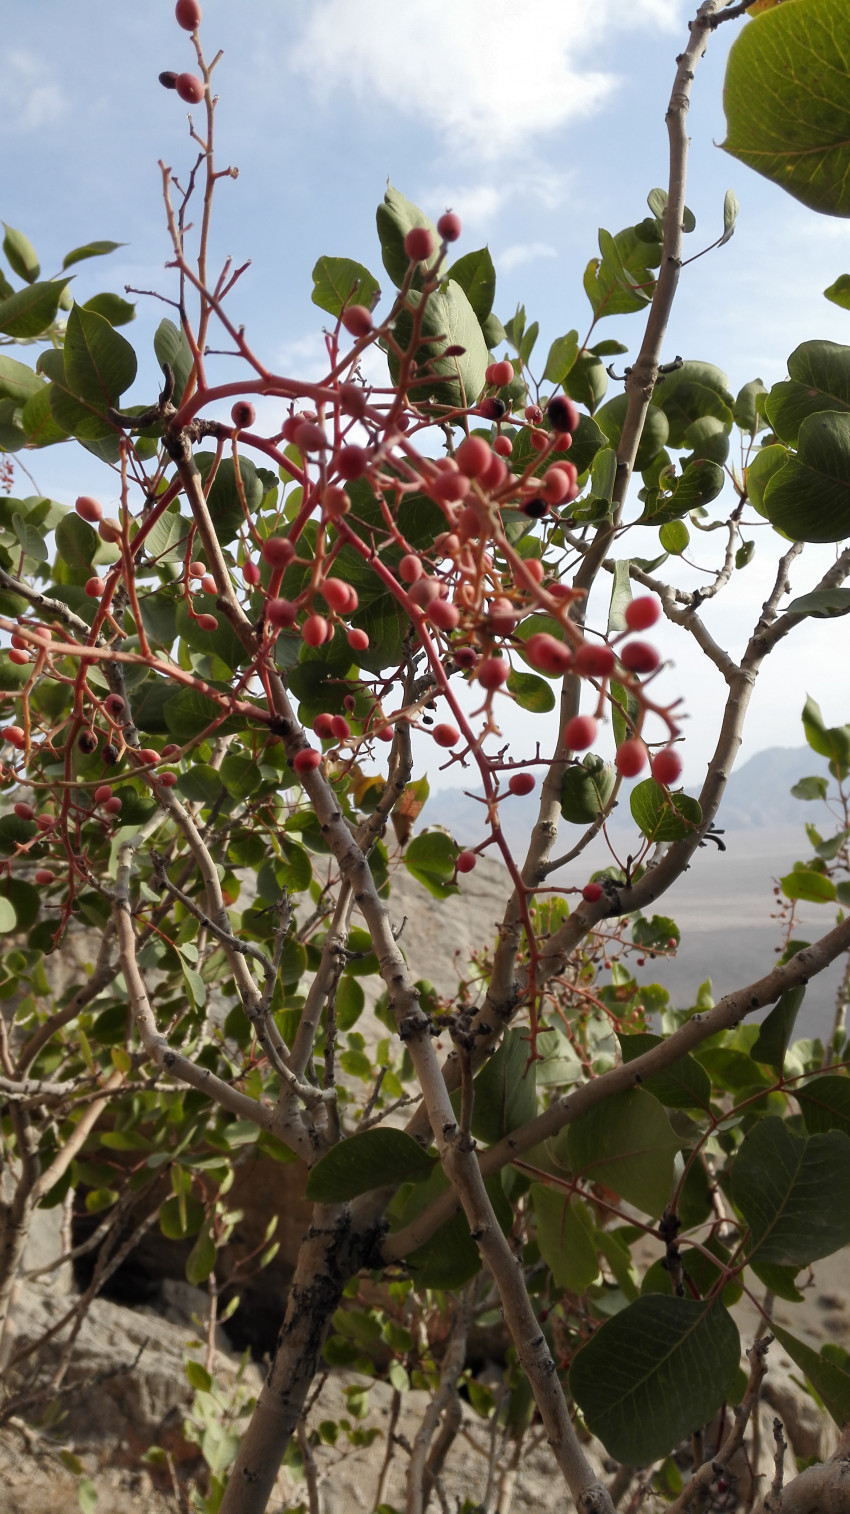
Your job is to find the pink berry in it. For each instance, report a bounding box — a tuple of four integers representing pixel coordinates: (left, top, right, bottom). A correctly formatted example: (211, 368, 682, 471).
(582, 882, 603, 903)
(313, 713, 335, 740)
(429, 469, 470, 505)
(477, 658, 508, 691)
(487, 597, 517, 636)
(294, 421, 327, 454)
(508, 772, 536, 796)
(195, 613, 218, 632)
(85, 577, 105, 598)
(624, 597, 661, 632)
(13, 802, 35, 821)
(453, 647, 477, 669)
(620, 641, 660, 675)
(652, 747, 683, 787)
(347, 627, 369, 652)
(455, 436, 492, 479)
(201, 574, 217, 595)
(3, 727, 25, 748)
(573, 643, 617, 679)
(331, 715, 351, 741)
(525, 404, 543, 424)
(321, 578, 353, 614)
(523, 558, 545, 584)
(75, 495, 102, 524)
(175, 0, 201, 28)
(432, 723, 460, 749)
(9, 649, 29, 666)
(456, 850, 477, 873)
(231, 401, 255, 429)
(480, 451, 508, 491)
(175, 72, 205, 104)
(493, 435, 513, 457)
(399, 554, 423, 584)
(542, 466, 572, 505)
(266, 598, 297, 629)
(375, 724, 394, 742)
(529, 430, 548, 454)
(524, 634, 572, 677)
(616, 738, 648, 777)
(437, 211, 462, 242)
(104, 694, 125, 720)
(485, 360, 514, 388)
(161, 744, 182, 760)
(157, 771, 178, 787)
(477, 397, 508, 423)
(294, 748, 322, 774)
(341, 305, 373, 338)
(188, 561, 206, 578)
(322, 484, 351, 518)
(404, 227, 435, 263)
(34, 869, 55, 886)
(564, 715, 597, 751)
(337, 445, 369, 481)
(93, 785, 113, 804)
(547, 395, 579, 435)
(98, 518, 121, 544)
(104, 797, 122, 815)
(243, 560, 261, 586)
(37, 815, 54, 831)
(302, 614, 330, 647)
(138, 749, 160, 765)
(408, 577, 440, 609)
(427, 599, 461, 631)
(262, 536, 296, 569)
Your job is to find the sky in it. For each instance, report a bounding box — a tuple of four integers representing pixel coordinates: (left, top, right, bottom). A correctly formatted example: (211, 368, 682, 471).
(2, 0, 850, 790)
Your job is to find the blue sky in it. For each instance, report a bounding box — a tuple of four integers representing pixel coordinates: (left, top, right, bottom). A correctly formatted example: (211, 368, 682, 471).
(3, 1, 850, 786)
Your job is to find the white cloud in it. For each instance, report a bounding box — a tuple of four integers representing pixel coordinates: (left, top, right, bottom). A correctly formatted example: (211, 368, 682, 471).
(1, 51, 67, 133)
(290, 0, 683, 161)
(497, 242, 557, 273)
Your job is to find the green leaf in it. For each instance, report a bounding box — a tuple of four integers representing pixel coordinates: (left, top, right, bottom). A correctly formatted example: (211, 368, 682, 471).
(610, 679, 640, 752)
(596, 395, 669, 472)
(731, 1116, 850, 1266)
(767, 341, 850, 446)
(446, 247, 496, 322)
(749, 1258, 805, 1303)
(63, 303, 136, 406)
(746, 442, 787, 516)
(802, 694, 850, 777)
(54, 513, 97, 585)
(721, 0, 850, 216)
(617, 1032, 711, 1111)
(163, 688, 239, 743)
(82, 292, 136, 327)
(640, 460, 726, 525)
(0, 355, 42, 406)
(160, 1194, 204, 1240)
(403, 1171, 512, 1289)
(195, 452, 264, 546)
(569, 1295, 740, 1464)
(306, 1128, 436, 1201)
(336, 975, 364, 1032)
(562, 349, 608, 413)
(772, 1324, 850, 1428)
(186, 1229, 217, 1286)
(751, 988, 806, 1070)
(797, 1075, 850, 1137)
(185, 1359, 213, 1393)
(542, 330, 579, 385)
(719, 189, 739, 246)
(630, 779, 702, 843)
(556, 1088, 682, 1218)
(650, 361, 733, 447)
(470, 1028, 536, 1145)
(376, 185, 440, 289)
(3, 224, 39, 283)
(734, 378, 768, 434)
(78, 1476, 98, 1514)
(560, 755, 616, 826)
(584, 226, 661, 321)
(0, 279, 70, 339)
(506, 669, 554, 713)
(311, 256, 381, 319)
(12, 512, 48, 563)
(387, 280, 487, 411)
(154, 318, 194, 403)
(682, 415, 730, 467)
(404, 830, 458, 900)
(825, 274, 850, 311)
(764, 410, 850, 542)
(780, 868, 837, 904)
(531, 1186, 599, 1293)
(659, 520, 689, 555)
(62, 239, 124, 269)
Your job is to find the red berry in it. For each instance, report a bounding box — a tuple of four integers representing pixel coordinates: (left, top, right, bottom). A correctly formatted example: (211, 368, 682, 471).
(529, 430, 548, 454)
(157, 771, 178, 787)
(542, 466, 572, 504)
(175, 0, 202, 28)
(573, 643, 616, 679)
(34, 869, 55, 886)
(339, 383, 368, 420)
(195, 613, 218, 632)
(10, 634, 27, 650)
(525, 404, 543, 424)
(429, 469, 469, 505)
(624, 597, 661, 632)
(487, 597, 517, 636)
(524, 633, 572, 677)
(98, 518, 121, 544)
(75, 495, 102, 524)
(616, 738, 648, 777)
(399, 554, 423, 584)
(341, 305, 373, 338)
(477, 658, 508, 691)
(347, 627, 369, 652)
(456, 850, 477, 874)
(265, 597, 297, 629)
(582, 882, 603, 903)
(408, 577, 440, 609)
(104, 797, 122, 815)
(453, 647, 477, 669)
(404, 227, 435, 263)
(322, 578, 353, 614)
(437, 211, 462, 242)
(485, 360, 514, 388)
(375, 724, 394, 742)
(262, 536, 296, 569)
(294, 421, 327, 454)
(477, 397, 507, 423)
(201, 574, 217, 595)
(337, 444, 369, 481)
(293, 748, 322, 774)
(85, 577, 105, 598)
(188, 561, 206, 578)
(302, 614, 330, 646)
(104, 694, 125, 720)
(427, 599, 461, 631)
(564, 715, 597, 751)
(523, 558, 545, 584)
(322, 484, 351, 518)
(313, 713, 335, 740)
(243, 560, 261, 586)
(159, 72, 179, 89)
(138, 749, 160, 765)
(493, 435, 513, 457)
(652, 747, 683, 787)
(331, 715, 351, 741)
(432, 723, 460, 748)
(3, 727, 26, 748)
(231, 401, 255, 429)
(13, 802, 35, 821)
(37, 814, 54, 831)
(93, 785, 113, 804)
(547, 395, 579, 435)
(620, 640, 660, 675)
(161, 744, 182, 760)
(9, 649, 29, 666)
(455, 436, 492, 479)
(508, 772, 536, 796)
(175, 72, 205, 104)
